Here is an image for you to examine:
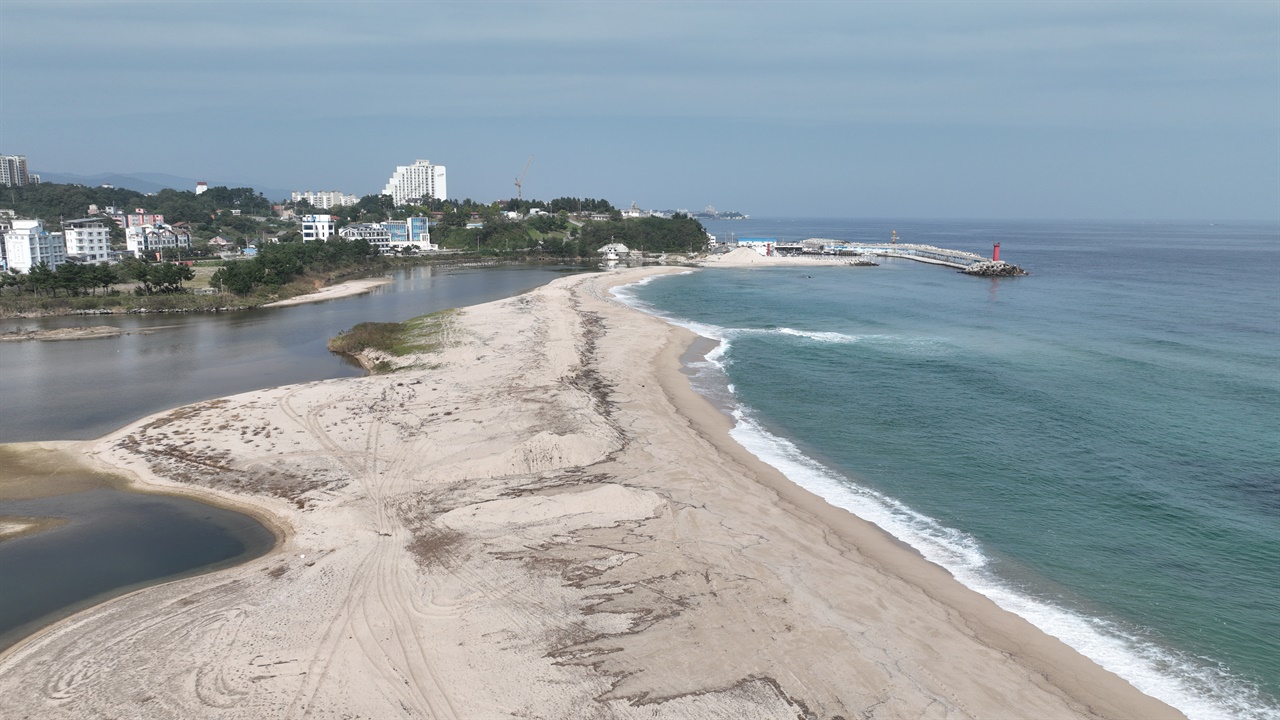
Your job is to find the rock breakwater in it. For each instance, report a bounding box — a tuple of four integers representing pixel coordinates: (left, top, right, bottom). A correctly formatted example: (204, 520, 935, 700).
(961, 261, 1028, 277)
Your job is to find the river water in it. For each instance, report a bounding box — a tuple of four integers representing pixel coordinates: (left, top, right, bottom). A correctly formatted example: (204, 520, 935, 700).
(0, 263, 586, 650)
(0, 264, 586, 443)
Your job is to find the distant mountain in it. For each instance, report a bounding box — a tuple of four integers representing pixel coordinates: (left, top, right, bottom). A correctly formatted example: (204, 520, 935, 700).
(34, 171, 293, 202)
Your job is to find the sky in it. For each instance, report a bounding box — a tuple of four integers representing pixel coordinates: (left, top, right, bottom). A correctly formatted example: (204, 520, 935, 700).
(2, 0, 1277, 221)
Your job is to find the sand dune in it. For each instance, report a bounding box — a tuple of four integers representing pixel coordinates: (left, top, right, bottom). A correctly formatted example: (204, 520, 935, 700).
(0, 267, 1181, 719)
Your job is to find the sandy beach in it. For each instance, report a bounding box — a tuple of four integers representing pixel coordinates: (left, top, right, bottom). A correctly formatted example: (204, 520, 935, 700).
(0, 267, 1182, 718)
(261, 275, 395, 307)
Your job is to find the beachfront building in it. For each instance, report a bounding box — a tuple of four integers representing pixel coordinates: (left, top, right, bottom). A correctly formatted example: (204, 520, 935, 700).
(125, 224, 192, 259)
(300, 214, 336, 242)
(4, 220, 66, 273)
(339, 223, 392, 254)
(1, 155, 33, 186)
(382, 159, 446, 206)
(62, 218, 113, 264)
(598, 242, 631, 258)
(292, 190, 359, 209)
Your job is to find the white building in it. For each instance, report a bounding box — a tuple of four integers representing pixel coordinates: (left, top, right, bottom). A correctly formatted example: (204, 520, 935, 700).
(4, 220, 66, 273)
(338, 223, 392, 253)
(292, 190, 359, 209)
(382, 159, 446, 206)
(300, 214, 336, 242)
(126, 224, 192, 258)
(195, 181, 208, 195)
(62, 218, 113, 263)
(598, 242, 631, 258)
(735, 239, 775, 257)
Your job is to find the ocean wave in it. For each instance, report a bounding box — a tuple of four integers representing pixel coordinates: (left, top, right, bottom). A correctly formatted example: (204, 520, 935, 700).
(611, 275, 1273, 719)
(726, 405, 1275, 720)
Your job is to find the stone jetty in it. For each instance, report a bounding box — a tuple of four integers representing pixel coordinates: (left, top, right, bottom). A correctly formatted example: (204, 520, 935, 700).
(961, 261, 1028, 277)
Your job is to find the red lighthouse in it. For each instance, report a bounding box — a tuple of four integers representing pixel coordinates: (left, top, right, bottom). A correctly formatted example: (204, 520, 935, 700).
(993, 242, 1001, 262)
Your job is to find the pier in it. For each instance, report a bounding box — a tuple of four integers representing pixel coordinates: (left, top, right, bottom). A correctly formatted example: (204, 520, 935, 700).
(802, 240, 988, 269)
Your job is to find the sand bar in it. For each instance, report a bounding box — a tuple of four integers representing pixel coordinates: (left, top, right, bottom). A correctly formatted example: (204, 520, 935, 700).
(261, 275, 395, 307)
(0, 267, 1181, 718)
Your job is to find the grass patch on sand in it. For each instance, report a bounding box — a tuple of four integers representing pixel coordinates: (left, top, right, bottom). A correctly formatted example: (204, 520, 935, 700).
(327, 309, 457, 371)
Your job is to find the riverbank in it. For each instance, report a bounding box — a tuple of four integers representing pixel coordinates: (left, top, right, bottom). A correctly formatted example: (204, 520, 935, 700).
(0, 267, 1180, 718)
(260, 276, 394, 307)
(0, 326, 134, 342)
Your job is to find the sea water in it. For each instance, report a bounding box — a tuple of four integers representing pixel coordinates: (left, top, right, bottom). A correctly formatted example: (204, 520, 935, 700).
(620, 219, 1279, 720)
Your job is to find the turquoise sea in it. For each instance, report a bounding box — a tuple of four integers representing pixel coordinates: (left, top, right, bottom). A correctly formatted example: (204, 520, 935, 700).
(620, 219, 1279, 720)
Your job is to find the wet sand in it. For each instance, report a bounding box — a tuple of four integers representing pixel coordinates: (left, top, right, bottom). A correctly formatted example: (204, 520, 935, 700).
(0, 268, 1182, 718)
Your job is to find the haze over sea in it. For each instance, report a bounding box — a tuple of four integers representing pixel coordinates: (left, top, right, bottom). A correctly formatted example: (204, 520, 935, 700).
(621, 218, 1279, 720)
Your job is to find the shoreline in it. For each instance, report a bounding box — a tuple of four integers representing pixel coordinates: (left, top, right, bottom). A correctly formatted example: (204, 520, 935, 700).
(0, 268, 1181, 717)
(260, 275, 395, 307)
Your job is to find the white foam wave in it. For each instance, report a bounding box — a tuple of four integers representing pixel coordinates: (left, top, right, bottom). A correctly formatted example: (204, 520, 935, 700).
(608, 275, 1274, 719)
(726, 406, 1275, 720)
(776, 327, 861, 343)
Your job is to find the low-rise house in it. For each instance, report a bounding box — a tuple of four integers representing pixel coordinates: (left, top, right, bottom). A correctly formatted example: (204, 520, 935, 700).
(301, 214, 335, 242)
(338, 223, 392, 253)
(126, 224, 192, 259)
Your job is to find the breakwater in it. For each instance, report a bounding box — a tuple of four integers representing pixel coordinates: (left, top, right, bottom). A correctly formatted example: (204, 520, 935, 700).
(798, 240, 1021, 272)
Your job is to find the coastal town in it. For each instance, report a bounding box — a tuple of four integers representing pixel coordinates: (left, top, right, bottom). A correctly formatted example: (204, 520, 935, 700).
(1, 155, 750, 275)
(1, 153, 1022, 314)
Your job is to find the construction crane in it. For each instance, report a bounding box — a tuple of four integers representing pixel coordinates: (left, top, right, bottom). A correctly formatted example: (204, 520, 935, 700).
(514, 156, 533, 201)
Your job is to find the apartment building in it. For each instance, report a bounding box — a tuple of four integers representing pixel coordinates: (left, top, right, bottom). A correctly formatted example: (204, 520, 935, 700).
(382, 159, 446, 206)
(62, 217, 113, 263)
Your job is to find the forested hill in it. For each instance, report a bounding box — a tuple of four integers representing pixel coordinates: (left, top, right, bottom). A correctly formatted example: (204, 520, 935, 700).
(1, 182, 274, 224)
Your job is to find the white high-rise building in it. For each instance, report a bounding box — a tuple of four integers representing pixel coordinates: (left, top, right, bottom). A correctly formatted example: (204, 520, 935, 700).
(292, 190, 359, 209)
(0, 155, 31, 187)
(63, 218, 113, 263)
(382, 159, 446, 206)
(4, 220, 66, 273)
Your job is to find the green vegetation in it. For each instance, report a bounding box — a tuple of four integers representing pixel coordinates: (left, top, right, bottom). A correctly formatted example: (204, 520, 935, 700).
(210, 238, 381, 295)
(1, 180, 710, 316)
(0, 256, 194, 298)
(425, 206, 707, 259)
(1, 182, 274, 223)
(327, 309, 456, 373)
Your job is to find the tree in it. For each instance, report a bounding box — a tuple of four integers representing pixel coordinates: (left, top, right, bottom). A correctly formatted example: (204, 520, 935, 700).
(211, 261, 265, 295)
(147, 263, 195, 293)
(27, 262, 56, 296)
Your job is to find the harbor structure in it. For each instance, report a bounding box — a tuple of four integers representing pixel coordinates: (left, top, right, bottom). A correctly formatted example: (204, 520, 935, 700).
(382, 159, 447, 206)
(735, 238, 777, 256)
